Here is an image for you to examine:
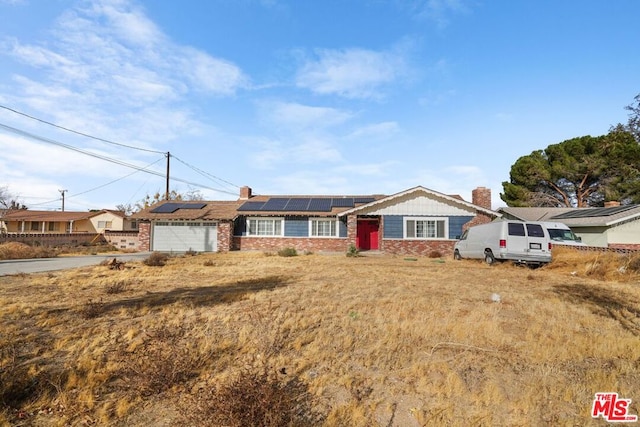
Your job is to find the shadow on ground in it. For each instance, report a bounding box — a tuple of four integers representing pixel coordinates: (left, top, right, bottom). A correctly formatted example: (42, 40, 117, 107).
(66, 275, 290, 318)
(552, 283, 640, 336)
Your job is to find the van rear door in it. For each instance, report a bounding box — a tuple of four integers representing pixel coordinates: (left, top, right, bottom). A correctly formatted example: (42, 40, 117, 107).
(525, 223, 548, 256)
(506, 222, 528, 256)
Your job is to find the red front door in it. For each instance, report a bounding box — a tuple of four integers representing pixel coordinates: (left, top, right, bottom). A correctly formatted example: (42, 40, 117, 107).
(356, 220, 379, 250)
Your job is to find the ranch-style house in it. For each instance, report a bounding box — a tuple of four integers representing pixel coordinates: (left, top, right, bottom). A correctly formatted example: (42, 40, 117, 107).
(133, 185, 500, 256)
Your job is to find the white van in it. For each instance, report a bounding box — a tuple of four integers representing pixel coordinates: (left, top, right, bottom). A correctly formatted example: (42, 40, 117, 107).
(535, 221, 586, 246)
(453, 220, 552, 265)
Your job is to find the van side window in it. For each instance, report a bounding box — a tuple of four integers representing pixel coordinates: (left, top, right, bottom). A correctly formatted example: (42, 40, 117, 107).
(508, 223, 525, 236)
(460, 230, 468, 240)
(526, 224, 545, 237)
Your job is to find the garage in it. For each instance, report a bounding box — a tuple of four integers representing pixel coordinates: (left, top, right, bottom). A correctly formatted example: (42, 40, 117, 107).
(152, 221, 218, 252)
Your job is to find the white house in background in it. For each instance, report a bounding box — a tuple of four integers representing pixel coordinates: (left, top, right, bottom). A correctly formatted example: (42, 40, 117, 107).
(498, 203, 640, 250)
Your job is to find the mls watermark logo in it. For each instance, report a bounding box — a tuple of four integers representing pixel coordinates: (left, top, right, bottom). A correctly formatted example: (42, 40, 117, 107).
(592, 392, 638, 422)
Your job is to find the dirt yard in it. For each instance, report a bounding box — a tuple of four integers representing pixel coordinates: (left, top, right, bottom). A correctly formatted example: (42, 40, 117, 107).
(1, 248, 639, 426)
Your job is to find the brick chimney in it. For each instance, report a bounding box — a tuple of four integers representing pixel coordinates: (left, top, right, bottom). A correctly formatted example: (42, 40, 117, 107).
(239, 186, 252, 200)
(472, 187, 492, 210)
(604, 201, 621, 208)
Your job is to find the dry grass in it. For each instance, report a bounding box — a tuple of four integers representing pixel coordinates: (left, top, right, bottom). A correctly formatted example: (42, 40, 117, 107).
(1, 248, 639, 426)
(0, 242, 119, 260)
(0, 242, 58, 260)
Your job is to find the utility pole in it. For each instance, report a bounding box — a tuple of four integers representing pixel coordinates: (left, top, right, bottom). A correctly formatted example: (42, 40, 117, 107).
(59, 189, 68, 211)
(165, 152, 170, 200)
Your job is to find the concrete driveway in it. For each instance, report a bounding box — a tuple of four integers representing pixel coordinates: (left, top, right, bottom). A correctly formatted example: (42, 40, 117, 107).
(0, 252, 152, 276)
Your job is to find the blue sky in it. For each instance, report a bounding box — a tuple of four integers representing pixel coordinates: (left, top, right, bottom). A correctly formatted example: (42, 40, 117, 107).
(0, 0, 638, 211)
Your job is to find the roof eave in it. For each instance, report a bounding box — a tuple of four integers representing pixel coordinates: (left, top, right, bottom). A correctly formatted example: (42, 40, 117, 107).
(337, 186, 500, 217)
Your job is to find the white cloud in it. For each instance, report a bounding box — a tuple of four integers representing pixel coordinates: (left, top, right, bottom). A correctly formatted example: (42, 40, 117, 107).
(87, 0, 165, 47)
(1, 0, 248, 131)
(296, 48, 406, 99)
(258, 101, 353, 130)
(178, 48, 248, 95)
(346, 121, 399, 139)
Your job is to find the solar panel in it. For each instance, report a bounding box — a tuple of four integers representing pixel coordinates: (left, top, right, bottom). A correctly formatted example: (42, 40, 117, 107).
(237, 201, 266, 211)
(180, 203, 206, 210)
(331, 197, 354, 208)
(550, 205, 636, 219)
(261, 198, 289, 211)
(150, 203, 182, 213)
(285, 198, 311, 210)
(308, 198, 332, 211)
(354, 197, 376, 204)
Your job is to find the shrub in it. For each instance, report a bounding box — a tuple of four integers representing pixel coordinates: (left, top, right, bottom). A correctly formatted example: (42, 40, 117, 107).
(185, 248, 198, 257)
(192, 368, 320, 427)
(203, 259, 215, 267)
(79, 299, 105, 319)
(277, 247, 298, 257)
(116, 325, 209, 396)
(0, 334, 54, 410)
(143, 252, 169, 267)
(0, 242, 58, 260)
(105, 280, 130, 294)
(428, 250, 443, 258)
(626, 253, 640, 273)
(346, 244, 360, 257)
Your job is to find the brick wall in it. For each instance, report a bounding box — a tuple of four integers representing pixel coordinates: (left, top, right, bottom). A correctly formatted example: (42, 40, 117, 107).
(347, 214, 357, 248)
(232, 236, 348, 253)
(104, 231, 139, 250)
(217, 222, 232, 252)
(383, 239, 456, 257)
(472, 187, 492, 210)
(137, 222, 151, 251)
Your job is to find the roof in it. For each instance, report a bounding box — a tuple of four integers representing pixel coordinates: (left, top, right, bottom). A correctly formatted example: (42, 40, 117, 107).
(0, 209, 122, 222)
(132, 200, 243, 221)
(235, 194, 385, 217)
(337, 186, 500, 217)
(498, 206, 640, 227)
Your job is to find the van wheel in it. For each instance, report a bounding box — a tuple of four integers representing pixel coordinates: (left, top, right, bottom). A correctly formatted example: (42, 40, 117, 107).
(454, 250, 462, 260)
(484, 250, 496, 265)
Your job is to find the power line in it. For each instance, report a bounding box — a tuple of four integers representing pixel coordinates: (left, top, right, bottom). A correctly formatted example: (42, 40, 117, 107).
(0, 104, 165, 154)
(171, 154, 240, 190)
(68, 157, 164, 198)
(0, 121, 165, 173)
(0, 121, 239, 196)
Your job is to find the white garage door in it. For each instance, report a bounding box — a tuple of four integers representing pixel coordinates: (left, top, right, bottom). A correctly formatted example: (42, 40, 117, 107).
(152, 221, 218, 252)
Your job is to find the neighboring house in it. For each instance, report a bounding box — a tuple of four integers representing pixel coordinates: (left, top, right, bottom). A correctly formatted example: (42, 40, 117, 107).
(0, 209, 135, 247)
(134, 186, 499, 256)
(499, 203, 640, 249)
(0, 209, 127, 234)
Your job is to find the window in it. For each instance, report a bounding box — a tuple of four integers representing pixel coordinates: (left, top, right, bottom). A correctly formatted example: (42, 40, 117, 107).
(97, 221, 113, 229)
(247, 218, 283, 236)
(31, 221, 40, 231)
(508, 223, 525, 236)
(526, 224, 545, 237)
(310, 219, 337, 237)
(405, 218, 447, 239)
(48, 222, 58, 232)
(130, 221, 138, 230)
